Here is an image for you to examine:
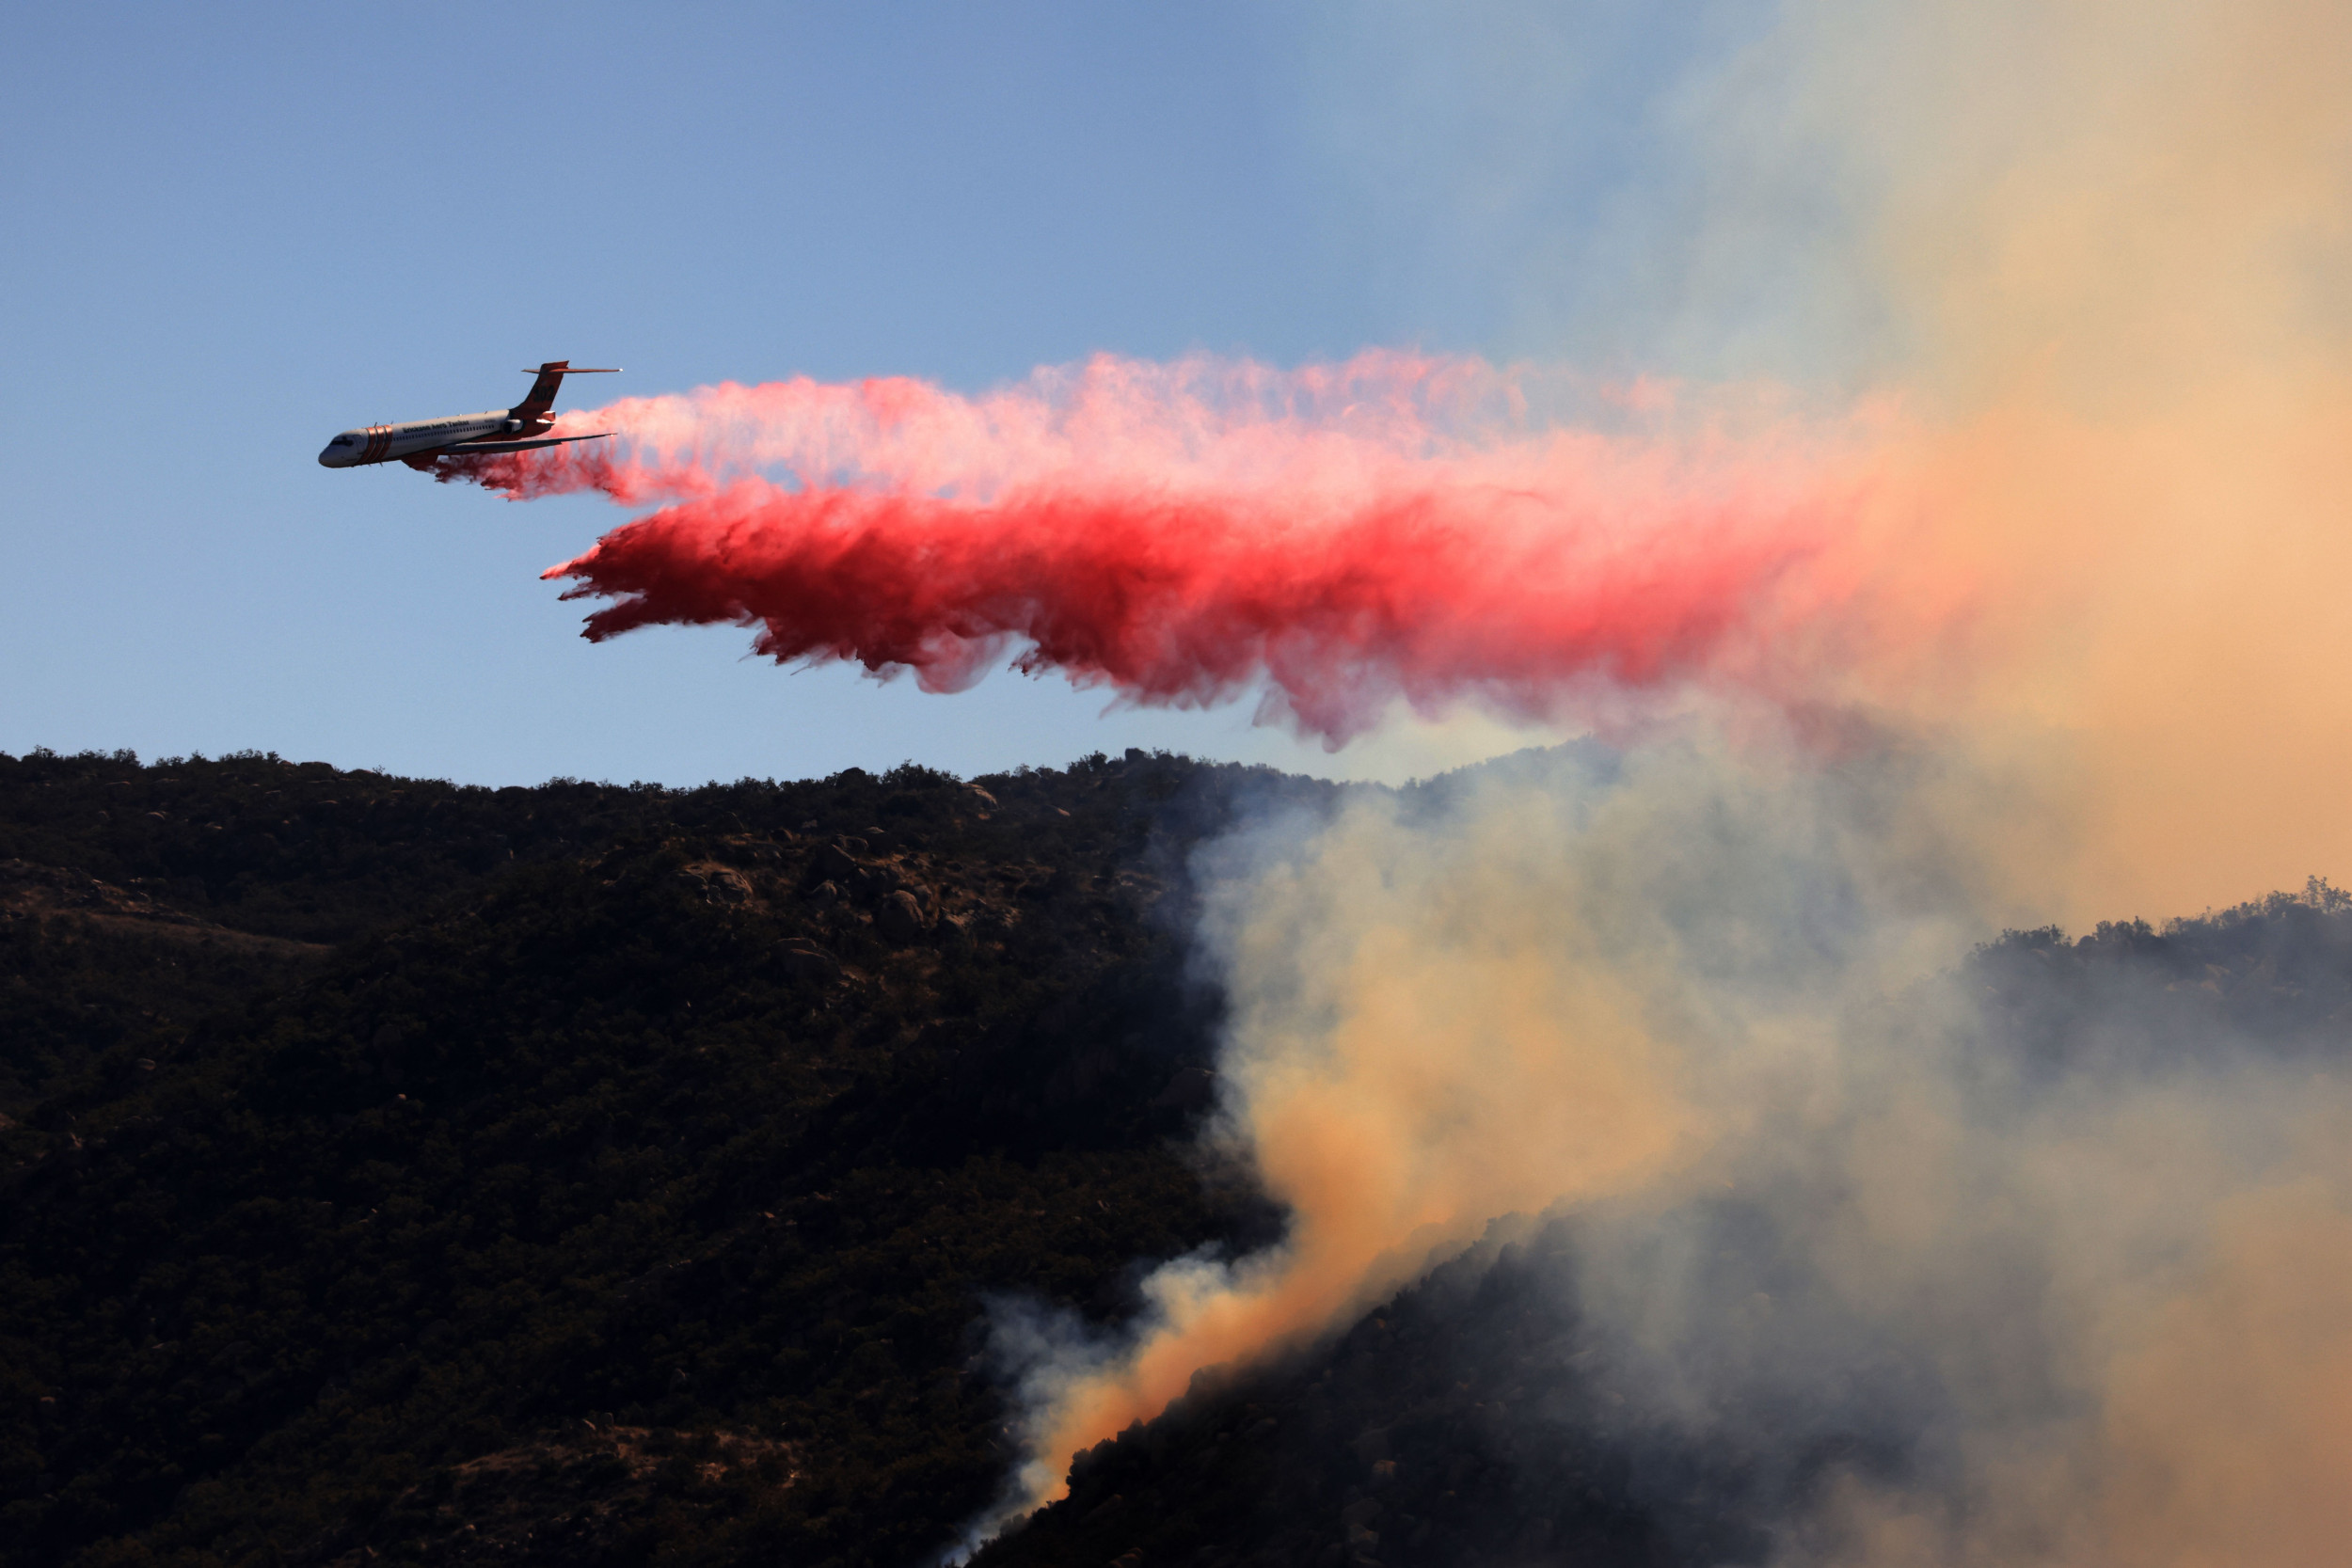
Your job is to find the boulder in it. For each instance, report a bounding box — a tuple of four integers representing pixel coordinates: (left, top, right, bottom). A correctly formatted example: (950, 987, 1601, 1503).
(777, 941, 838, 983)
(878, 889, 928, 942)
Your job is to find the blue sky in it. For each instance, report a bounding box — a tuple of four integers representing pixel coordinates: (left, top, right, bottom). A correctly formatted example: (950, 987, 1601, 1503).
(1, 2, 1783, 787)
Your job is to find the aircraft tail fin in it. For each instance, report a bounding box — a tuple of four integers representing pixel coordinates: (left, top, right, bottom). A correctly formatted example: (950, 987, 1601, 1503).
(509, 360, 621, 422)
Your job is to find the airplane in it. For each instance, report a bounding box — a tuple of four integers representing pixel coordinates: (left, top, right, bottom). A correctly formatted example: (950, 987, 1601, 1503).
(317, 361, 620, 469)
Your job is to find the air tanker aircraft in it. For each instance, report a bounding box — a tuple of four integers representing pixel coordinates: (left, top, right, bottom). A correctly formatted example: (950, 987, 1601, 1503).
(317, 361, 618, 469)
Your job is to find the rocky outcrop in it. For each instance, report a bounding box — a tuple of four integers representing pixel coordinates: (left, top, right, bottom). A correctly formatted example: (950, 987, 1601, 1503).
(675, 864, 755, 908)
(0, 860, 326, 958)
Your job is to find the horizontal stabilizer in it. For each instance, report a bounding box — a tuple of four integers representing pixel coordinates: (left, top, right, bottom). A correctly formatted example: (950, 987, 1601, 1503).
(437, 433, 613, 455)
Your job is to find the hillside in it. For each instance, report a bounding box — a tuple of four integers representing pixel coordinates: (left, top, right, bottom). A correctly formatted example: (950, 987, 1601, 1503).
(0, 746, 1330, 1568)
(8, 746, 2351, 1568)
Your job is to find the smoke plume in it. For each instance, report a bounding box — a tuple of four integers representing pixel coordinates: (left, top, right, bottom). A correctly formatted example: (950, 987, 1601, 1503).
(970, 737, 2352, 1563)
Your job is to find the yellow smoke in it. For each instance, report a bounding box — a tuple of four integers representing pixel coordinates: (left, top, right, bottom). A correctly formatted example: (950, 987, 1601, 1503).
(1749, 14, 2352, 1556)
(2090, 1180, 2352, 1568)
(1018, 775, 1706, 1499)
(1808, 0, 2352, 920)
(1001, 730, 2021, 1513)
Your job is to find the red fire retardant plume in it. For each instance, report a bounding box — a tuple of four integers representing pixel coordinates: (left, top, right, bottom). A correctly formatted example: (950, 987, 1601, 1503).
(438, 353, 1877, 745)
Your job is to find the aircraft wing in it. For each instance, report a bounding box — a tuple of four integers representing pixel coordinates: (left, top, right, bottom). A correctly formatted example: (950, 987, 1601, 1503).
(435, 433, 613, 454)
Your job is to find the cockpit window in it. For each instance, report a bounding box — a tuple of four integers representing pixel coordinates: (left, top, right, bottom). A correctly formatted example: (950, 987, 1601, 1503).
(331, 436, 355, 447)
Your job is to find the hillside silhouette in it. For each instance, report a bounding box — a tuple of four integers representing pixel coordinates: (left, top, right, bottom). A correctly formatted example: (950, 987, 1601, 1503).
(8, 746, 2351, 1567)
(0, 746, 1327, 1567)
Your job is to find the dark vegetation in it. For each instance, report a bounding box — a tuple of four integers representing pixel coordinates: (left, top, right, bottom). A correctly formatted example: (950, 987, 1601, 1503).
(0, 745, 1329, 1568)
(8, 743, 2351, 1568)
(1965, 881, 2352, 1074)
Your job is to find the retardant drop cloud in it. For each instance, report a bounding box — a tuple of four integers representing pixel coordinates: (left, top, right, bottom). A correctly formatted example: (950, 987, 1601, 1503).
(437, 355, 1902, 749)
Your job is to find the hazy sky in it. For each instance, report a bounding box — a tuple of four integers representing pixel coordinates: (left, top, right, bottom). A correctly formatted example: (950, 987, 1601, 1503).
(1, 2, 1778, 787)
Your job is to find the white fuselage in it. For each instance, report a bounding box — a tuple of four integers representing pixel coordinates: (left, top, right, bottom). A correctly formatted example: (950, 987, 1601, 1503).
(316, 410, 523, 467)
